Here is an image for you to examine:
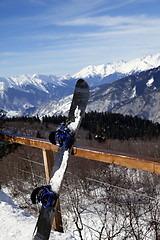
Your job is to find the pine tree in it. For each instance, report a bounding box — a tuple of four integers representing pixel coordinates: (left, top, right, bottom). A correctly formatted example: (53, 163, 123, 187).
(0, 110, 5, 131)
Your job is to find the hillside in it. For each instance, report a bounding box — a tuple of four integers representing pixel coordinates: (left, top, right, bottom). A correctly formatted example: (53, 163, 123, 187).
(33, 65, 160, 123)
(89, 65, 160, 122)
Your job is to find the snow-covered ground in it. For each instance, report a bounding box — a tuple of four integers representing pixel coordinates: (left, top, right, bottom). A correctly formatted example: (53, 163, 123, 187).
(0, 190, 76, 240)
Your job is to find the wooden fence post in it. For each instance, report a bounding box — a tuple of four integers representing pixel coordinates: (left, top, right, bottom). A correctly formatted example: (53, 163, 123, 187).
(42, 149, 63, 233)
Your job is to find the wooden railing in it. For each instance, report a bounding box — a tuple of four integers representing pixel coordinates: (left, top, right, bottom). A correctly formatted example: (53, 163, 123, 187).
(1, 132, 160, 232)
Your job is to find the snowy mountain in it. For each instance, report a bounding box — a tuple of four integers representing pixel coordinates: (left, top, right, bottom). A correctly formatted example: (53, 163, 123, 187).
(88, 66, 160, 123)
(72, 53, 160, 86)
(0, 190, 76, 240)
(1, 53, 160, 118)
(0, 74, 76, 117)
(34, 66, 160, 123)
(33, 95, 73, 118)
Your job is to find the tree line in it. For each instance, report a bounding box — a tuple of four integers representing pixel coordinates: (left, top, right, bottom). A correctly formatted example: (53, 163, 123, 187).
(42, 111, 160, 141)
(81, 112, 160, 141)
(2, 111, 160, 141)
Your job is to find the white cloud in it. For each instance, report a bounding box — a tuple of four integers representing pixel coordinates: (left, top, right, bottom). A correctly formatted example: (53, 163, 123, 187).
(3, 14, 160, 46)
(57, 14, 160, 28)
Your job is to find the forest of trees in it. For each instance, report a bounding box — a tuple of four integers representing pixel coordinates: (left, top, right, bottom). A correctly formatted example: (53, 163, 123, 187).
(81, 112, 160, 141)
(5, 111, 160, 141)
(0, 110, 5, 131)
(41, 112, 160, 141)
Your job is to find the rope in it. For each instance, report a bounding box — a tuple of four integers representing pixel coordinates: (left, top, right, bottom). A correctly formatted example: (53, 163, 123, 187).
(18, 156, 44, 166)
(13, 167, 45, 180)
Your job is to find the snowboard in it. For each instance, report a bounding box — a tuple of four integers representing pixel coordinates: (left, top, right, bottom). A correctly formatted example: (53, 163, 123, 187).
(32, 79, 89, 240)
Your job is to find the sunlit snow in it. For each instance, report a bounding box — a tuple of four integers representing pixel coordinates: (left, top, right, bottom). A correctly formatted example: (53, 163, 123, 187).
(68, 106, 81, 132)
(131, 86, 136, 98)
(73, 53, 160, 79)
(0, 190, 76, 240)
(50, 150, 70, 193)
(146, 78, 154, 87)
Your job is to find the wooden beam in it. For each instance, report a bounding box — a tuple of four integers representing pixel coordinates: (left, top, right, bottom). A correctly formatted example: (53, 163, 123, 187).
(53, 200, 63, 233)
(0, 132, 58, 151)
(42, 149, 55, 184)
(72, 146, 160, 174)
(42, 149, 63, 233)
(1, 132, 160, 174)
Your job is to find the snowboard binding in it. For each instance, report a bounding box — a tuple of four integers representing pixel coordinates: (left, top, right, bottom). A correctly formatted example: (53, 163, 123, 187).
(49, 125, 74, 149)
(31, 185, 58, 208)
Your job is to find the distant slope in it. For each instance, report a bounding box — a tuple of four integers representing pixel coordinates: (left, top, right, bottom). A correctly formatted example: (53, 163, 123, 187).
(0, 75, 76, 117)
(33, 66, 160, 123)
(89, 66, 160, 123)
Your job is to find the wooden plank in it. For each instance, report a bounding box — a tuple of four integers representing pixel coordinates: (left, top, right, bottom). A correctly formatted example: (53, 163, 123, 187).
(53, 200, 63, 233)
(1, 132, 160, 174)
(154, 162, 160, 175)
(72, 146, 160, 174)
(42, 149, 63, 233)
(42, 149, 54, 184)
(0, 132, 58, 151)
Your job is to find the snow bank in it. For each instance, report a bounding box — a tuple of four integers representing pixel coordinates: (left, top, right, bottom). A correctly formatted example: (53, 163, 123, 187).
(0, 190, 76, 240)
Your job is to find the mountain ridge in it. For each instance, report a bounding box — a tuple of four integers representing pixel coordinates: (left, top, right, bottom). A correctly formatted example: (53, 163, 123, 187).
(33, 65, 160, 123)
(72, 53, 160, 86)
(0, 53, 160, 119)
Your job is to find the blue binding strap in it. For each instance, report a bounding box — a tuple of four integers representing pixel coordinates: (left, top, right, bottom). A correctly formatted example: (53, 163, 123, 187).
(40, 185, 57, 208)
(56, 126, 73, 149)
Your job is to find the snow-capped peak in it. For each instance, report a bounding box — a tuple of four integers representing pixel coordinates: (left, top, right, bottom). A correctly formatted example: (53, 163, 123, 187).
(0, 74, 68, 95)
(72, 53, 160, 79)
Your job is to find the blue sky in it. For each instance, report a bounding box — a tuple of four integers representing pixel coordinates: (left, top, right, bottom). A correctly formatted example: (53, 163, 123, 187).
(0, 0, 160, 77)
